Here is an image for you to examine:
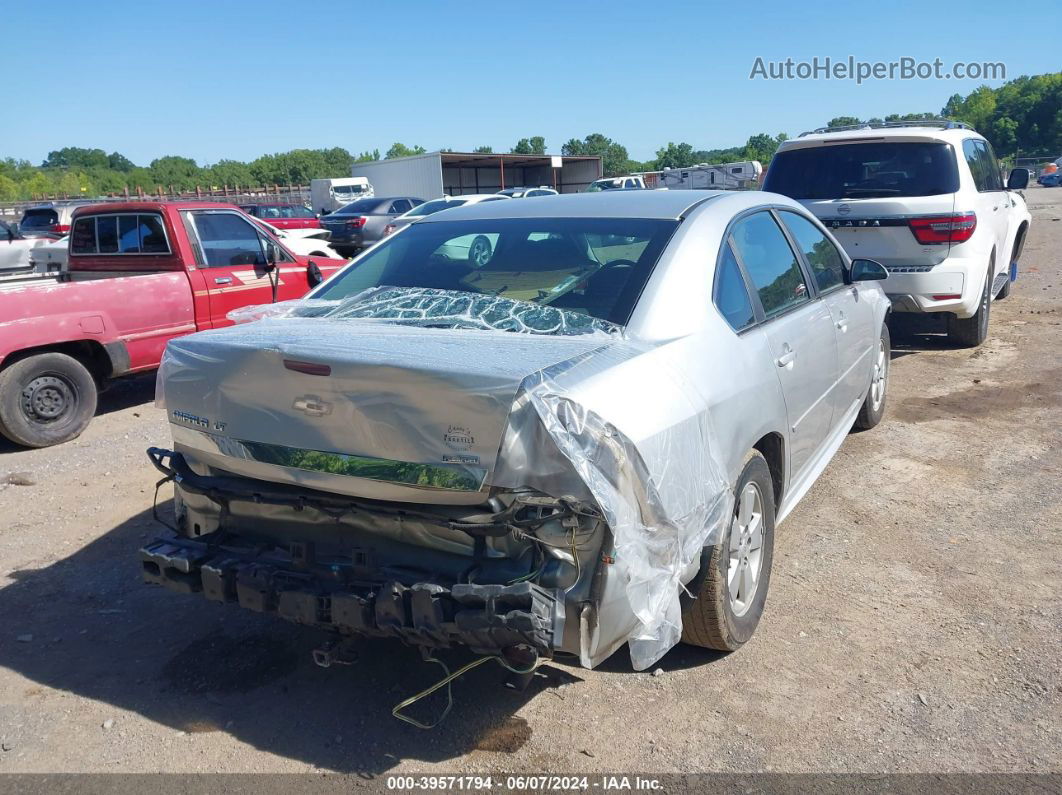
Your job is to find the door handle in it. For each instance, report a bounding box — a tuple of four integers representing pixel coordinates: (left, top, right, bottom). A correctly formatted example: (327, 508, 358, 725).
(776, 345, 797, 368)
(214, 276, 232, 285)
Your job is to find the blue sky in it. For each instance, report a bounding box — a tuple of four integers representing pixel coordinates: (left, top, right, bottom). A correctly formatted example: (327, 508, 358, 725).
(3, 0, 1057, 166)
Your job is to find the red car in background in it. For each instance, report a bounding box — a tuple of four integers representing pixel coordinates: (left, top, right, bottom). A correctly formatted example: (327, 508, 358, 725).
(0, 201, 346, 448)
(239, 203, 322, 230)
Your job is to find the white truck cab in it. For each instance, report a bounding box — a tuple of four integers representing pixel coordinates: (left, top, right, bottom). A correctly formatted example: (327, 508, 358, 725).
(311, 177, 374, 215)
(765, 121, 1031, 346)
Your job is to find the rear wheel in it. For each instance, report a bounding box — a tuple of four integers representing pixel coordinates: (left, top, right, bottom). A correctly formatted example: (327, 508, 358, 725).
(681, 451, 775, 652)
(947, 259, 992, 348)
(0, 353, 98, 448)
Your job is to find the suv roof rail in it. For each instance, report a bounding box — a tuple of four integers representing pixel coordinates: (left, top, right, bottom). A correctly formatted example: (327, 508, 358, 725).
(799, 119, 973, 137)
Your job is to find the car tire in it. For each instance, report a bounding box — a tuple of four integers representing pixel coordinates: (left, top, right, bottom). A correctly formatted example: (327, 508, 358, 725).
(947, 259, 992, 348)
(468, 235, 493, 267)
(680, 450, 775, 652)
(853, 322, 890, 431)
(0, 353, 98, 448)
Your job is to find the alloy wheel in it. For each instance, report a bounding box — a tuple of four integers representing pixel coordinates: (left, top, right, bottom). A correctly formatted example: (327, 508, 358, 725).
(728, 482, 765, 617)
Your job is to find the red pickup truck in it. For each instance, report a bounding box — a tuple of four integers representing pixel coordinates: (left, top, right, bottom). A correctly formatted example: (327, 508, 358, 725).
(0, 201, 348, 448)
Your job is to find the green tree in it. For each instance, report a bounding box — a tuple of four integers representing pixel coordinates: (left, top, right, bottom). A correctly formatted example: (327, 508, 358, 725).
(826, 116, 861, 128)
(42, 147, 109, 170)
(511, 136, 546, 155)
(385, 143, 427, 159)
(654, 141, 697, 169)
(562, 133, 630, 177)
(107, 152, 136, 171)
(206, 159, 254, 187)
(473, 145, 494, 153)
(149, 155, 201, 189)
(0, 175, 18, 201)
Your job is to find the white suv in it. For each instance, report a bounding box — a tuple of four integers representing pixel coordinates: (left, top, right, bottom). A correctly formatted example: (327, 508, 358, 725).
(764, 122, 1031, 346)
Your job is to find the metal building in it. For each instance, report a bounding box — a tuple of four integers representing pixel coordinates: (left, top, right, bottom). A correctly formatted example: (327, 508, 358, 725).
(351, 152, 602, 199)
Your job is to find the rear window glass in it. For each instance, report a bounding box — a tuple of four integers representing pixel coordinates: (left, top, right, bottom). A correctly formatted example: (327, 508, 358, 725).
(334, 198, 382, 214)
(71, 214, 169, 255)
(314, 216, 678, 327)
(765, 142, 960, 199)
(21, 209, 59, 229)
(406, 198, 467, 217)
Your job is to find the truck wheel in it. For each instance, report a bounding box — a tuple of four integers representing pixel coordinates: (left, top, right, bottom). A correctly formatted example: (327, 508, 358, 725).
(0, 353, 98, 448)
(853, 322, 890, 431)
(680, 451, 775, 652)
(947, 262, 992, 348)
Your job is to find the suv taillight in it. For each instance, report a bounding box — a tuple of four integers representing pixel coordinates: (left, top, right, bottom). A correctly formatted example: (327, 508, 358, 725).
(345, 217, 366, 229)
(908, 213, 976, 245)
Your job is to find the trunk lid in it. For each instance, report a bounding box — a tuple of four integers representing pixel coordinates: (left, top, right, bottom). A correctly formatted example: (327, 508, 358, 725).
(160, 318, 613, 505)
(799, 194, 957, 267)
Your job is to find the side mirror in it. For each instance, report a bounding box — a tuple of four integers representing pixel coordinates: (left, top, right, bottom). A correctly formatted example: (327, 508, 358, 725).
(850, 258, 888, 281)
(263, 241, 281, 272)
(1007, 168, 1029, 190)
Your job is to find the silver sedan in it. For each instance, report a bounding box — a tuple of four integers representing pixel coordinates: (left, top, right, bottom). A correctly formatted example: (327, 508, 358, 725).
(147, 190, 892, 672)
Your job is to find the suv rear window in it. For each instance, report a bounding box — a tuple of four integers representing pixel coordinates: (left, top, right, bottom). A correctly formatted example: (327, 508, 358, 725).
(766, 142, 960, 199)
(20, 209, 59, 230)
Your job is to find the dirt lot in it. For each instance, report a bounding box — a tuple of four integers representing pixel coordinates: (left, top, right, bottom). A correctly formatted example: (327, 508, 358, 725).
(0, 189, 1059, 777)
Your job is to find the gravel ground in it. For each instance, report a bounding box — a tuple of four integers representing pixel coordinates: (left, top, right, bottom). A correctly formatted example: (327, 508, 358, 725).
(0, 189, 1059, 776)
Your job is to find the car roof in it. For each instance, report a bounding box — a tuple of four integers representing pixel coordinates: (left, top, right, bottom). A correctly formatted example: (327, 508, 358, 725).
(419, 189, 722, 221)
(780, 126, 982, 150)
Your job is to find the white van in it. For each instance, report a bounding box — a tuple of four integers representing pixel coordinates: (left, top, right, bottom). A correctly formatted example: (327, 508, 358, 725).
(311, 177, 374, 215)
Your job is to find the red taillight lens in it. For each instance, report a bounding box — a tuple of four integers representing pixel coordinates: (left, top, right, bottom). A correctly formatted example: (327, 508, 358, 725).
(283, 359, 331, 376)
(908, 213, 976, 245)
(345, 216, 366, 229)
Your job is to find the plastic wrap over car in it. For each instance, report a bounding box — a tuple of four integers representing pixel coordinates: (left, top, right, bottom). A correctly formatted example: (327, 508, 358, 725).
(156, 289, 733, 669)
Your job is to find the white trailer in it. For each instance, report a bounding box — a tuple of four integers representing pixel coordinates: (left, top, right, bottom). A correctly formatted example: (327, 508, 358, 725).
(649, 161, 762, 191)
(311, 177, 373, 214)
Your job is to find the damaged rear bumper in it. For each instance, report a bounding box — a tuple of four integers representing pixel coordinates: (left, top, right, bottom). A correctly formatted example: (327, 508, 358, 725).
(139, 536, 558, 659)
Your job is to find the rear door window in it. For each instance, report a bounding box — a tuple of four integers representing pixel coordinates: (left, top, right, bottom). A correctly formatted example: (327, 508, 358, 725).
(390, 199, 413, 214)
(729, 212, 810, 318)
(714, 242, 755, 331)
(964, 139, 1002, 191)
(766, 142, 960, 199)
(778, 211, 846, 293)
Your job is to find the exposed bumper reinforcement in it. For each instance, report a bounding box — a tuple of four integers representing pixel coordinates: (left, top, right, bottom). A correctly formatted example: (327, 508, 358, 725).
(140, 537, 557, 658)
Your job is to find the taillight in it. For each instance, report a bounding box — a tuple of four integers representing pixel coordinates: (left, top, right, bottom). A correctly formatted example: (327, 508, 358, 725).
(345, 217, 366, 229)
(908, 213, 976, 245)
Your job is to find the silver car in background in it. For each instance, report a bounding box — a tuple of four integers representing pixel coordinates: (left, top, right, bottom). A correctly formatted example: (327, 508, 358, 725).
(145, 190, 891, 673)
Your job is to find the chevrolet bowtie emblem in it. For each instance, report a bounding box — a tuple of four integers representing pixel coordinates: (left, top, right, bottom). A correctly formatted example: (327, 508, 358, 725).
(292, 395, 332, 417)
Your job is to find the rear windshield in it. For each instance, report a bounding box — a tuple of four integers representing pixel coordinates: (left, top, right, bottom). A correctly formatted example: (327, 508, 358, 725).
(405, 198, 467, 217)
(333, 198, 382, 215)
(765, 142, 960, 199)
(256, 204, 315, 219)
(21, 209, 59, 229)
(333, 185, 367, 197)
(313, 216, 677, 328)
